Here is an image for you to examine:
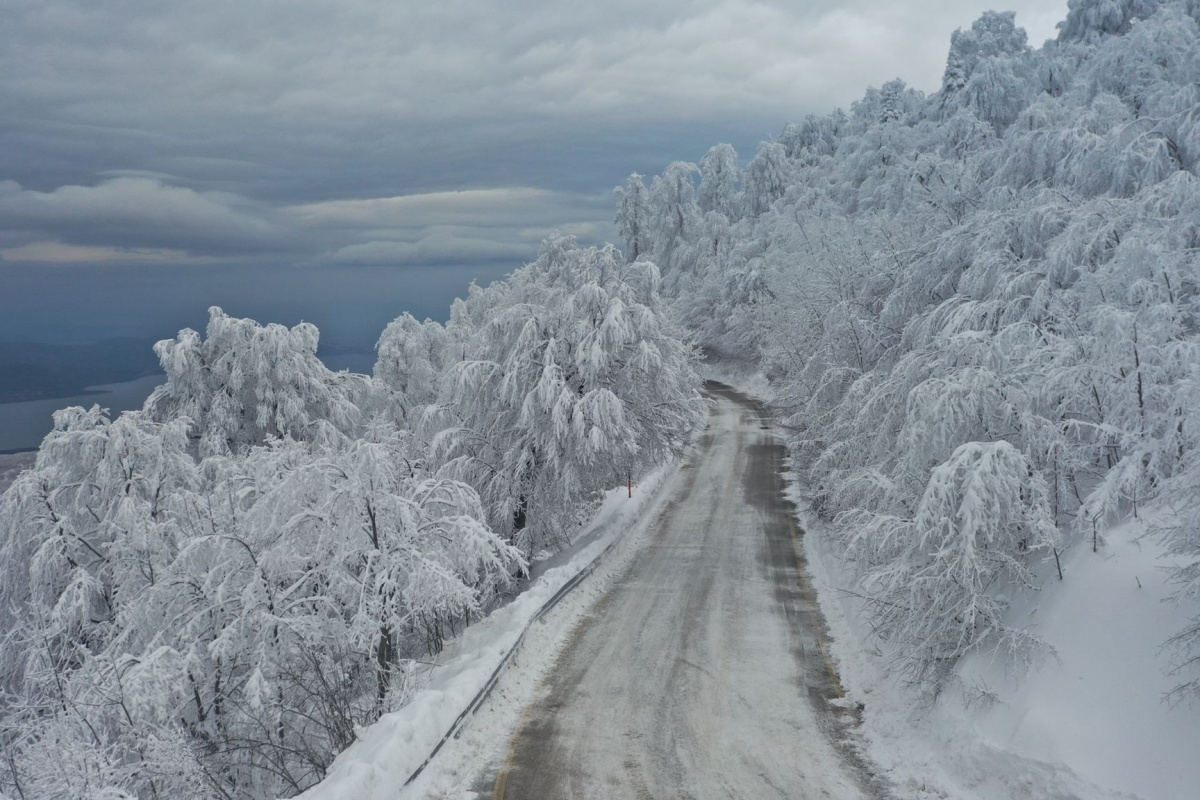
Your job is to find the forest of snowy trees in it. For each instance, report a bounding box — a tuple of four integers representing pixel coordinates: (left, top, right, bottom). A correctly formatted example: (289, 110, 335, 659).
(4, 0, 1200, 797)
(0, 241, 703, 798)
(615, 0, 1200, 701)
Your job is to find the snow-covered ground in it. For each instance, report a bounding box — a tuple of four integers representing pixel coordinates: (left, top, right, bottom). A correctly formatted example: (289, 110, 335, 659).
(296, 464, 680, 800)
(958, 515, 1200, 800)
(793, 488, 1143, 800)
(789, 467, 1200, 800)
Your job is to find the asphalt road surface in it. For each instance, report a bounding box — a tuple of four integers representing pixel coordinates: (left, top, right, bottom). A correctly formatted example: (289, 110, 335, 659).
(489, 383, 881, 799)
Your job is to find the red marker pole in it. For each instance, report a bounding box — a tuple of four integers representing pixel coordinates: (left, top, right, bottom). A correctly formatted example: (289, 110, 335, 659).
(628, 471, 632, 498)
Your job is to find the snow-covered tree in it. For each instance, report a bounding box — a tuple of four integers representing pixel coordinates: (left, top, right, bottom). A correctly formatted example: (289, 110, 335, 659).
(942, 10, 1030, 95)
(648, 161, 701, 274)
(628, 0, 1200, 698)
(1058, 0, 1165, 42)
(145, 307, 365, 456)
(614, 172, 654, 262)
(845, 442, 1057, 689)
(743, 141, 790, 217)
(435, 237, 703, 554)
(698, 143, 742, 221)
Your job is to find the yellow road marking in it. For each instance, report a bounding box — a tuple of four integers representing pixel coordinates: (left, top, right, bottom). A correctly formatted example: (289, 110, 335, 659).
(789, 519, 846, 699)
(492, 704, 533, 799)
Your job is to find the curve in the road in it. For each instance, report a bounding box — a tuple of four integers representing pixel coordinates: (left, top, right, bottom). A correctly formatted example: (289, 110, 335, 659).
(492, 383, 882, 799)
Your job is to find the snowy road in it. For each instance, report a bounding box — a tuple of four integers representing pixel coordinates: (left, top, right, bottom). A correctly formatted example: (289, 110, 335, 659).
(488, 384, 880, 799)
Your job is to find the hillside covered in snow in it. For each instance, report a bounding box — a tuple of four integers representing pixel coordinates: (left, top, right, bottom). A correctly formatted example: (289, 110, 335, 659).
(3, 1, 1200, 798)
(617, 0, 1200, 795)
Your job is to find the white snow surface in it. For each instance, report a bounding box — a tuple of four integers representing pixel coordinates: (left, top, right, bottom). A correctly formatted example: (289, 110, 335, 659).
(790, 479, 1200, 800)
(959, 515, 1200, 800)
(295, 466, 673, 800)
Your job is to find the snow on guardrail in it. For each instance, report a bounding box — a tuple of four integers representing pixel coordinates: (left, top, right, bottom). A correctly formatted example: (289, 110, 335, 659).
(294, 466, 672, 800)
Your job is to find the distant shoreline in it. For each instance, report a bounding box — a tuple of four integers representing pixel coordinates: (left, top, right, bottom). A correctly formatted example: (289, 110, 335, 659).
(0, 337, 166, 404)
(0, 369, 163, 405)
(0, 373, 169, 453)
(0, 387, 111, 406)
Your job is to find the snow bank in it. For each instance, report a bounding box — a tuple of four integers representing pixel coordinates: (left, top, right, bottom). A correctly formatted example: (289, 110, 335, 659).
(957, 516, 1200, 800)
(790, 476, 1197, 800)
(295, 468, 670, 800)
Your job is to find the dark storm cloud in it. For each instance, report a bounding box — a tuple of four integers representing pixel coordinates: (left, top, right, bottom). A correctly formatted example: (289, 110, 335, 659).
(0, 0, 1068, 269)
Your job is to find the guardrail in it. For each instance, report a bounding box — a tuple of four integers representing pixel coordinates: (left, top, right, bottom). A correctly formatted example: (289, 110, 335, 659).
(401, 509, 632, 787)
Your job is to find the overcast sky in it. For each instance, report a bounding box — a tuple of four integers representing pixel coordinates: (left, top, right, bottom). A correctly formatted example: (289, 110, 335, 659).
(0, 0, 1067, 348)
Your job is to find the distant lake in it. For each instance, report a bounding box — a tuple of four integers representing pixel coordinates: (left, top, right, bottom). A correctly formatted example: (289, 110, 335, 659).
(0, 352, 376, 453)
(0, 374, 167, 452)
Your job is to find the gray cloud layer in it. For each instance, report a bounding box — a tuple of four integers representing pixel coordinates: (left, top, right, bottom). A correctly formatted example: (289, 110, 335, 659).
(0, 178, 286, 256)
(0, 0, 1067, 271)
